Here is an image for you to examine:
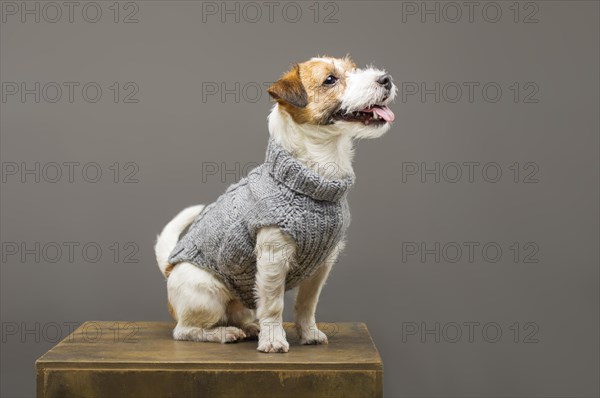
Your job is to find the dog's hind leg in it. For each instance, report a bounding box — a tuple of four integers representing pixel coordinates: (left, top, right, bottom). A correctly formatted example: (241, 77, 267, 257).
(227, 299, 259, 339)
(173, 325, 246, 343)
(168, 262, 246, 343)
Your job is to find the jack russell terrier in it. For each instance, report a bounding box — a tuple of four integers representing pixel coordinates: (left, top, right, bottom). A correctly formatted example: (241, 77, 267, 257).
(155, 55, 396, 353)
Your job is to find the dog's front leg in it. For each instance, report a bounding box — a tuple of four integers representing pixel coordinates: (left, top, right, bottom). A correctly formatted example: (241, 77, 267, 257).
(255, 226, 295, 353)
(294, 241, 344, 345)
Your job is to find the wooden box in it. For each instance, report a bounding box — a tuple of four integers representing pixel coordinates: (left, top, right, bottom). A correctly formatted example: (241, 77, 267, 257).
(36, 321, 383, 397)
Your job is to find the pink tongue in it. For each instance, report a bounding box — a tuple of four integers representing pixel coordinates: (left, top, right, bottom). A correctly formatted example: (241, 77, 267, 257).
(365, 106, 395, 122)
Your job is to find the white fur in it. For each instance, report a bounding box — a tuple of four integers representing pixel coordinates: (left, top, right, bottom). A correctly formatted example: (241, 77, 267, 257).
(311, 56, 353, 73)
(341, 67, 397, 113)
(254, 226, 295, 353)
(268, 107, 355, 179)
(155, 57, 394, 352)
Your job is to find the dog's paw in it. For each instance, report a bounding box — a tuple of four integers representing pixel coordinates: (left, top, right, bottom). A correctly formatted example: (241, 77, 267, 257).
(296, 325, 329, 345)
(257, 337, 290, 353)
(242, 323, 260, 340)
(173, 326, 246, 343)
(219, 327, 247, 344)
(257, 325, 289, 353)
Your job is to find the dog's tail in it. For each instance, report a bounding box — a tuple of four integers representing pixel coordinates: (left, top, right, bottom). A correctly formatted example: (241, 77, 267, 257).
(155, 205, 204, 277)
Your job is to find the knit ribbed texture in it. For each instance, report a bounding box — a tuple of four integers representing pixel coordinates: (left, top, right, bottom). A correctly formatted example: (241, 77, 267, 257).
(168, 139, 354, 309)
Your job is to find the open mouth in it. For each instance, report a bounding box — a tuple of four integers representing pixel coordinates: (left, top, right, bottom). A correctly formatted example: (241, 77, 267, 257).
(333, 105, 395, 126)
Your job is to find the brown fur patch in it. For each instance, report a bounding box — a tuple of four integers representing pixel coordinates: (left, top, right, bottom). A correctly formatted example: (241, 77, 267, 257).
(167, 300, 177, 321)
(164, 263, 175, 278)
(269, 56, 357, 125)
(268, 65, 308, 108)
(164, 263, 177, 321)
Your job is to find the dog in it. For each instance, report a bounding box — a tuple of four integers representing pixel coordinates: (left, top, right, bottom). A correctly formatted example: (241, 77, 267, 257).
(155, 55, 396, 353)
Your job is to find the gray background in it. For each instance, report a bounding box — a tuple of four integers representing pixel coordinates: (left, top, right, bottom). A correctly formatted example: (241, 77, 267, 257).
(1, 1, 598, 397)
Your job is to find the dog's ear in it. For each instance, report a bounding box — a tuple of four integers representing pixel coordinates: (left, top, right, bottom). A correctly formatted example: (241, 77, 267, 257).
(268, 65, 308, 108)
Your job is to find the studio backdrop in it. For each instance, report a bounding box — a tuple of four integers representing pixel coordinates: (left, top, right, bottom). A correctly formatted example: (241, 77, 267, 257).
(1, 1, 599, 397)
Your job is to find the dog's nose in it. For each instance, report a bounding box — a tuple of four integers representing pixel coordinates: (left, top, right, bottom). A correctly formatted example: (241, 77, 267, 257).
(377, 74, 392, 91)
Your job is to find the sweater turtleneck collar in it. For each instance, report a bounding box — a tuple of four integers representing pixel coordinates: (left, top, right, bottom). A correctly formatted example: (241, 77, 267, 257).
(265, 138, 355, 202)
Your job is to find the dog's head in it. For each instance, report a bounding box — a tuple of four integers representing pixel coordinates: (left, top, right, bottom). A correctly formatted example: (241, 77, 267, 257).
(268, 55, 396, 139)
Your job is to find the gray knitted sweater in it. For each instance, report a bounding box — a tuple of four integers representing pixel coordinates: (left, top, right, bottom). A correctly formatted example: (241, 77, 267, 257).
(168, 139, 354, 309)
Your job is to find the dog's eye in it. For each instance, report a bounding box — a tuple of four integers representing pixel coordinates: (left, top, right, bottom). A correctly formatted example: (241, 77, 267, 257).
(323, 75, 338, 85)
